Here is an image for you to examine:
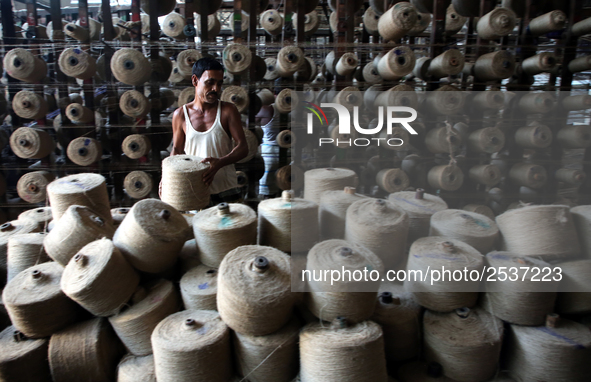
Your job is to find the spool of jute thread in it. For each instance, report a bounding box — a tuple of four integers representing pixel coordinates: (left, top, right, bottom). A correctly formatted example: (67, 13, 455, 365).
(168, 64, 186, 83)
(472, 90, 505, 110)
(562, 94, 591, 111)
(196, 13, 222, 37)
(409, 12, 432, 36)
(518, 92, 555, 114)
(223, 44, 252, 75)
(276, 165, 304, 190)
(425, 125, 462, 154)
(333, 53, 357, 77)
(572, 16, 591, 36)
(58, 48, 96, 80)
(113, 198, 190, 273)
(469, 164, 502, 187)
(9, 127, 54, 159)
(161, 155, 210, 211)
(405, 237, 483, 311)
(122, 134, 151, 159)
(260, 9, 283, 35)
(217, 245, 295, 335)
(557, 124, 591, 148)
(257, 88, 274, 106)
(264, 58, 279, 81)
(319, 187, 366, 240)
(397, 361, 458, 381)
(496, 205, 581, 260)
(120, 90, 150, 119)
(568, 55, 591, 73)
(481, 251, 557, 325)
(300, 319, 388, 382)
(333, 86, 363, 109)
(477, 7, 516, 40)
(176, 49, 202, 78)
(445, 4, 468, 35)
(276, 46, 305, 77)
(529, 10, 566, 36)
(0, 326, 52, 382)
(276, 88, 298, 114)
(413, 56, 432, 80)
(12, 90, 48, 120)
(109, 279, 180, 355)
(362, 62, 382, 84)
(111, 48, 151, 86)
(377, 46, 416, 80)
(17, 206, 53, 230)
(177, 87, 195, 107)
(468, 127, 505, 153)
(3, 48, 47, 83)
(294, 11, 321, 36)
(65, 102, 93, 123)
(556, 168, 586, 186)
(152, 310, 232, 382)
(424, 308, 503, 382)
(363, 6, 380, 34)
(66, 137, 102, 166)
(463, 205, 495, 220)
(378, 2, 417, 42)
(221, 86, 249, 114)
(2, 262, 82, 338)
(508, 162, 547, 189)
(277, 130, 294, 148)
(77, 18, 101, 40)
(571, 205, 591, 258)
(515, 124, 553, 149)
(555, 259, 591, 315)
(234, 317, 301, 382)
(111, 207, 129, 228)
(428, 49, 465, 78)
(474, 50, 515, 81)
(506, 315, 591, 382)
(345, 198, 408, 270)
(123, 171, 153, 199)
(521, 52, 557, 75)
(162, 12, 185, 38)
(7, 232, 49, 282)
(430, 209, 499, 254)
(117, 355, 156, 382)
(376, 168, 410, 193)
(180, 264, 218, 310)
(428, 165, 464, 191)
(48, 317, 125, 382)
(63, 22, 89, 41)
(304, 168, 358, 204)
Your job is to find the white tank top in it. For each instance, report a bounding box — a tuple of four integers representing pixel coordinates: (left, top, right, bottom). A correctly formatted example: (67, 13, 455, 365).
(183, 101, 237, 194)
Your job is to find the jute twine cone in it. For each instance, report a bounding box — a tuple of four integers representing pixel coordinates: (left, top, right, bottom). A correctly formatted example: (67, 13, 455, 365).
(468, 127, 505, 153)
(117, 355, 156, 382)
(180, 264, 218, 310)
(0, 325, 52, 382)
(257, 88, 274, 106)
(223, 44, 252, 74)
(515, 124, 553, 149)
(9, 127, 54, 159)
(335, 53, 358, 76)
(557, 124, 591, 148)
(428, 49, 465, 78)
(529, 10, 566, 36)
(260, 9, 284, 36)
(476, 7, 517, 40)
(319, 187, 366, 241)
(161, 155, 210, 211)
(562, 94, 591, 111)
(362, 62, 382, 84)
(196, 14, 222, 36)
(58, 47, 96, 80)
(78, 18, 101, 40)
(463, 204, 495, 220)
(63, 22, 89, 41)
(120, 90, 150, 119)
(518, 92, 555, 114)
(162, 12, 186, 38)
(430, 209, 499, 254)
(571, 205, 591, 258)
(572, 16, 591, 36)
(12, 90, 48, 120)
(469, 164, 502, 187)
(424, 85, 465, 115)
(276, 165, 304, 191)
(507, 162, 547, 189)
(177, 87, 195, 107)
(3, 48, 47, 83)
(522, 52, 557, 75)
(472, 91, 505, 110)
(140, 0, 177, 16)
(276, 46, 305, 77)
(264, 57, 279, 80)
(17, 207, 52, 231)
(111, 207, 129, 228)
(66, 137, 102, 166)
(363, 7, 380, 34)
(333, 86, 363, 109)
(376, 168, 410, 193)
(377, 46, 416, 80)
(408, 12, 432, 36)
(445, 4, 468, 35)
(151, 54, 173, 82)
(169, 64, 186, 83)
(568, 55, 591, 73)
(294, 11, 320, 37)
(427, 165, 464, 191)
(425, 125, 462, 154)
(304, 168, 358, 204)
(555, 168, 586, 186)
(65, 102, 93, 123)
(378, 1, 418, 42)
(221, 86, 249, 114)
(474, 50, 515, 81)
(275, 88, 298, 113)
(6, 232, 49, 282)
(177, 49, 202, 78)
(123, 171, 153, 199)
(111, 48, 151, 86)
(122, 134, 151, 159)
(277, 130, 294, 148)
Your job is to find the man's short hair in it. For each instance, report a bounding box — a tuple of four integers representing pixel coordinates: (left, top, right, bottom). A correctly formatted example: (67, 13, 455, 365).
(192, 57, 224, 79)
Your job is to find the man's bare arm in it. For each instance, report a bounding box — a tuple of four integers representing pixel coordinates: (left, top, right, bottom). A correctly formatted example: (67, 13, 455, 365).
(171, 107, 186, 156)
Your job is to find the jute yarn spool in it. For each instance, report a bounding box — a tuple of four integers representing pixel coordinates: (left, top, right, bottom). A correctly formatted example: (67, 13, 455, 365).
(515, 124, 553, 149)
(557, 125, 591, 148)
(257, 88, 274, 106)
(362, 62, 382, 84)
(445, 4, 468, 35)
(304, 168, 358, 204)
(413, 56, 432, 80)
(463, 205, 495, 220)
(63, 23, 89, 41)
(6, 233, 49, 282)
(65, 103, 93, 123)
(335, 53, 358, 76)
(555, 259, 591, 315)
(109, 279, 180, 356)
(299, 319, 388, 382)
(120, 90, 150, 119)
(111, 48, 151, 86)
(529, 10, 566, 36)
(0, 326, 52, 382)
(3, 48, 47, 83)
(333, 86, 363, 109)
(223, 44, 252, 75)
(319, 187, 366, 240)
(405, 237, 483, 311)
(427, 165, 464, 191)
(264, 58, 280, 80)
(377, 46, 416, 80)
(378, 2, 418, 42)
(328, 12, 338, 34)
(428, 49, 465, 78)
(2, 262, 82, 338)
(169, 64, 186, 83)
(276, 46, 305, 77)
(58, 48, 96, 80)
(294, 11, 320, 37)
(48, 318, 125, 382)
(234, 317, 300, 382)
(61, 238, 139, 317)
(363, 7, 380, 34)
(46, 20, 67, 40)
(113, 198, 190, 273)
(477, 7, 516, 40)
(562, 94, 591, 111)
(177, 87, 195, 107)
(66, 137, 102, 166)
(218, 245, 294, 335)
(161, 155, 210, 211)
(556, 168, 586, 186)
(425, 125, 462, 154)
(276, 165, 304, 190)
(152, 310, 232, 382)
(180, 264, 218, 310)
(506, 316, 591, 382)
(117, 355, 156, 382)
(522, 52, 557, 75)
(474, 50, 515, 81)
(12, 91, 48, 120)
(111, 207, 129, 228)
(122, 134, 151, 159)
(518, 92, 555, 114)
(571, 205, 591, 258)
(345, 198, 408, 270)
(430, 209, 499, 254)
(277, 130, 294, 148)
(260, 9, 283, 36)
(376, 168, 410, 193)
(423, 308, 503, 382)
(162, 12, 185, 38)
(472, 91, 505, 110)
(193, 203, 257, 267)
(9, 127, 54, 159)
(176, 49, 202, 79)
(409, 12, 432, 36)
(508, 162, 547, 189)
(571, 16, 591, 36)
(469, 164, 502, 187)
(17, 206, 53, 230)
(124, 171, 153, 199)
(140, 0, 177, 16)
(195, 14, 222, 37)
(481, 251, 557, 325)
(276, 88, 298, 114)
(468, 127, 505, 153)
(568, 55, 591, 73)
(221, 86, 249, 114)
(496, 205, 581, 260)
(77, 18, 101, 40)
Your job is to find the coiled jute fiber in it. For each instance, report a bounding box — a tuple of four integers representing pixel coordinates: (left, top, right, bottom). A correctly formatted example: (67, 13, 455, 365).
(2, 262, 82, 338)
(428, 49, 465, 78)
(424, 85, 465, 115)
(0, 325, 52, 382)
(65, 103, 94, 123)
(177, 87, 195, 107)
(555, 259, 591, 315)
(3, 48, 47, 83)
(472, 91, 505, 110)
(177, 49, 202, 79)
(122, 134, 151, 159)
(476, 7, 516, 40)
(67, 137, 102, 166)
(562, 94, 591, 111)
(363, 7, 380, 34)
(294, 11, 320, 36)
(48, 317, 125, 382)
(218, 245, 294, 336)
(557, 124, 591, 148)
(571, 205, 591, 258)
(123, 171, 153, 199)
(556, 168, 586, 186)
(377, 46, 416, 80)
(264, 58, 279, 81)
(377, 2, 417, 42)
(515, 124, 553, 149)
(113, 198, 190, 273)
(7, 232, 49, 282)
(260, 9, 283, 36)
(335, 53, 358, 76)
(572, 16, 591, 36)
(9, 127, 54, 159)
(17, 207, 52, 230)
(427, 165, 464, 191)
(518, 92, 555, 114)
(58, 47, 96, 80)
(12, 90, 48, 120)
(275, 88, 297, 114)
(16, 171, 54, 204)
(196, 13, 222, 36)
(152, 310, 232, 382)
(180, 264, 218, 311)
(319, 187, 366, 240)
(529, 10, 566, 36)
(506, 316, 591, 382)
(304, 168, 358, 204)
(120, 90, 150, 119)
(468, 127, 505, 153)
(277, 130, 294, 148)
(111, 48, 151, 86)
(409, 12, 431, 36)
(445, 4, 468, 35)
(423, 308, 503, 382)
(522, 52, 557, 75)
(161, 155, 210, 211)
(333, 86, 363, 109)
(109, 279, 180, 356)
(276, 46, 305, 77)
(63, 22, 89, 41)
(193, 203, 257, 268)
(221, 86, 249, 114)
(425, 125, 462, 154)
(405, 237, 483, 312)
(430, 209, 499, 254)
(508, 163, 547, 189)
(117, 354, 156, 382)
(111, 207, 129, 228)
(376, 168, 410, 193)
(568, 55, 591, 73)
(469, 164, 502, 187)
(276, 165, 304, 191)
(474, 50, 515, 81)
(362, 61, 382, 84)
(234, 317, 300, 382)
(223, 44, 252, 75)
(496, 205, 580, 260)
(162, 12, 186, 38)
(299, 319, 388, 382)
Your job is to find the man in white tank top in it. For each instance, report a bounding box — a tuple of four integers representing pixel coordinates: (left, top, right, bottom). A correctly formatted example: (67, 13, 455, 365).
(163, 57, 248, 206)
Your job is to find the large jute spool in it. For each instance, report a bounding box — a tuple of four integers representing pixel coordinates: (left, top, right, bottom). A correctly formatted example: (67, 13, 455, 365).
(277, 130, 295, 148)
(472, 91, 505, 110)
(334, 53, 358, 76)
(221, 86, 249, 114)
(2, 261, 82, 338)
(518, 92, 555, 114)
(196, 13, 222, 37)
(0, 219, 41, 280)
(413, 56, 432, 80)
(423, 308, 503, 382)
(362, 62, 382, 84)
(521, 52, 557, 75)
(293, 11, 320, 37)
(445, 4, 468, 35)
(496, 205, 581, 260)
(469, 164, 502, 187)
(275, 88, 298, 113)
(515, 124, 552, 149)
(409, 12, 432, 36)
(3, 48, 47, 83)
(423, 85, 464, 115)
(65, 103, 93, 123)
(572, 16, 591, 36)
(363, 7, 380, 34)
(562, 94, 591, 111)
(9, 127, 54, 159)
(276, 46, 305, 77)
(17, 207, 52, 231)
(508, 162, 547, 189)
(177, 87, 195, 107)
(48, 318, 125, 382)
(425, 125, 462, 154)
(67, 137, 102, 166)
(111, 207, 129, 228)
(109, 279, 180, 356)
(223, 44, 252, 75)
(377, 46, 416, 80)
(162, 12, 185, 38)
(555, 168, 586, 186)
(529, 10, 566, 36)
(234, 317, 300, 382)
(111, 48, 151, 86)
(345, 198, 408, 270)
(117, 355, 156, 382)
(218, 245, 294, 335)
(555, 259, 591, 315)
(120, 90, 150, 119)
(123, 171, 153, 199)
(468, 127, 505, 153)
(113, 198, 190, 273)
(481, 251, 557, 325)
(430, 209, 499, 254)
(12, 90, 48, 120)
(506, 316, 591, 382)
(0, 325, 52, 382)
(568, 55, 591, 73)
(428, 49, 465, 78)
(333, 86, 363, 109)
(571, 205, 591, 258)
(473, 50, 515, 81)
(476, 7, 516, 40)
(152, 310, 232, 382)
(58, 48, 96, 80)
(376, 168, 410, 193)
(277, 165, 304, 191)
(557, 125, 591, 148)
(378, 2, 417, 42)
(260, 9, 283, 36)
(304, 168, 358, 204)
(122, 134, 151, 159)
(177, 49, 202, 78)
(180, 264, 218, 310)
(6, 232, 49, 282)
(427, 165, 464, 191)
(405, 237, 483, 311)
(319, 187, 366, 240)
(264, 58, 279, 81)
(63, 23, 89, 41)
(161, 155, 210, 211)
(257, 88, 274, 106)
(300, 319, 388, 382)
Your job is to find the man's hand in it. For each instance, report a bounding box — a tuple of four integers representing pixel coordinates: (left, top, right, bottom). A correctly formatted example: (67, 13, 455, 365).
(201, 157, 222, 187)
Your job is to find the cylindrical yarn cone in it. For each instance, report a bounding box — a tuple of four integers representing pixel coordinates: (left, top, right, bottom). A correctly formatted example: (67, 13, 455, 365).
(425, 125, 462, 154)
(122, 134, 151, 159)
(58, 48, 96, 80)
(430, 209, 499, 254)
(568, 55, 591, 73)
(176, 49, 202, 79)
(571, 205, 591, 258)
(111, 48, 151, 86)
(376, 168, 410, 193)
(63, 22, 89, 41)
(162, 12, 185, 38)
(48, 318, 125, 382)
(428, 49, 465, 78)
(333, 86, 363, 109)
(276, 165, 304, 191)
(221, 86, 249, 114)
(111, 207, 129, 228)
(12, 90, 48, 120)
(557, 125, 591, 148)
(362, 62, 382, 84)
(217, 245, 294, 336)
(335, 53, 358, 76)
(123, 171, 153, 199)
(409, 12, 431, 36)
(117, 355, 156, 382)
(16, 171, 54, 204)
(474, 50, 515, 81)
(161, 155, 210, 211)
(257, 89, 274, 106)
(300, 319, 388, 382)
(294, 11, 320, 36)
(428, 165, 464, 191)
(424, 308, 503, 382)
(515, 124, 552, 149)
(472, 91, 505, 110)
(66, 137, 102, 166)
(468, 127, 505, 153)
(304, 168, 358, 204)
(152, 310, 232, 382)
(177, 87, 195, 107)
(180, 264, 218, 310)
(109, 279, 180, 356)
(518, 92, 555, 114)
(9, 127, 54, 159)
(113, 198, 189, 273)
(477, 7, 516, 39)
(223, 44, 252, 75)
(377, 46, 416, 80)
(562, 94, 591, 111)
(445, 4, 468, 35)
(363, 6, 380, 34)
(521, 52, 557, 75)
(378, 2, 417, 42)
(572, 16, 591, 36)
(276, 46, 305, 77)
(17, 207, 52, 231)
(277, 130, 295, 148)
(275, 88, 297, 113)
(555, 259, 591, 315)
(260, 9, 283, 35)
(2, 262, 82, 338)
(0, 220, 41, 280)
(140, 0, 176, 16)
(7, 232, 49, 282)
(196, 13, 222, 37)
(319, 187, 366, 240)
(529, 10, 566, 36)
(65, 102, 94, 123)
(508, 162, 547, 189)
(264, 58, 279, 80)
(469, 164, 502, 187)
(3, 48, 47, 83)
(555, 168, 586, 187)
(120, 90, 150, 119)
(0, 325, 52, 382)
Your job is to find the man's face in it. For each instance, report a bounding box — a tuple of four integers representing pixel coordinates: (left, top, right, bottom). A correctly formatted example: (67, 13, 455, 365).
(193, 70, 223, 104)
